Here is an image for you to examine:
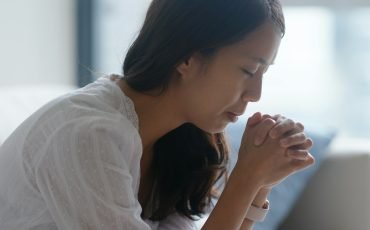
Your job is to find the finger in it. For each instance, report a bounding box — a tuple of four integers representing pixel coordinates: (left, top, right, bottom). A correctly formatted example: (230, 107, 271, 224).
(286, 149, 310, 160)
(290, 153, 315, 171)
(247, 112, 262, 127)
(242, 112, 262, 141)
(295, 122, 305, 132)
(254, 118, 276, 146)
(262, 114, 274, 120)
(269, 118, 296, 139)
(289, 138, 314, 151)
(271, 115, 304, 131)
(284, 122, 305, 136)
(280, 133, 307, 148)
(272, 114, 285, 122)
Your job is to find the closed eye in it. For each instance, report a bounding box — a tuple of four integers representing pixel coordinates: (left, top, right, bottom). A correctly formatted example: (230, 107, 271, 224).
(241, 68, 255, 77)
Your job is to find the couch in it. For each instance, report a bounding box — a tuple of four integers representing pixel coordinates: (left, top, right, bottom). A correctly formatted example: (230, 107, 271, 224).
(1, 85, 369, 230)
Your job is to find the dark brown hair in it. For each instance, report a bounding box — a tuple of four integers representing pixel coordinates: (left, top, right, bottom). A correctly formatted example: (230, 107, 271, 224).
(122, 0, 285, 221)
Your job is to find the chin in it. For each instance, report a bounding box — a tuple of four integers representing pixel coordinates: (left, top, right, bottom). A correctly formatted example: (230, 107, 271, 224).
(196, 122, 228, 134)
(190, 115, 230, 134)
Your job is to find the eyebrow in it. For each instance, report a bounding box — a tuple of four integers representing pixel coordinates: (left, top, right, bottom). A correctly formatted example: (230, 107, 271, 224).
(253, 57, 270, 65)
(251, 55, 276, 66)
(244, 52, 277, 66)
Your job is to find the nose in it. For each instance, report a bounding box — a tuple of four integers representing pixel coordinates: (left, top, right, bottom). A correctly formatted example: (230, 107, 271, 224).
(242, 76, 262, 102)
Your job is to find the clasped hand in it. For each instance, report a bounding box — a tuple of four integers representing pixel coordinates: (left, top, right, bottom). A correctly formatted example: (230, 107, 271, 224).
(236, 112, 315, 190)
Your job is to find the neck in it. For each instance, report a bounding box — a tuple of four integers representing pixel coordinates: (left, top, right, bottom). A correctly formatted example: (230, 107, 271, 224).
(116, 78, 185, 173)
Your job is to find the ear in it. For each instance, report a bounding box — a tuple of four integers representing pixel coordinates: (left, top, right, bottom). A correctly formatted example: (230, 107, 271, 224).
(176, 52, 203, 78)
(176, 56, 192, 77)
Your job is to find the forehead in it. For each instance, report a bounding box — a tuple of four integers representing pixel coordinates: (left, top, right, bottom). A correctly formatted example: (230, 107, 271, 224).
(221, 21, 282, 65)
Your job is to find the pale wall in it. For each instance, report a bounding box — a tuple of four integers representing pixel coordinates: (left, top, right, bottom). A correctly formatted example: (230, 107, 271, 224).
(0, 0, 76, 86)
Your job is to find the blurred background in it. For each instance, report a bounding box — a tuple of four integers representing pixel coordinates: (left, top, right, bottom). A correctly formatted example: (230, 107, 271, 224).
(0, 0, 369, 139)
(1, 1, 370, 229)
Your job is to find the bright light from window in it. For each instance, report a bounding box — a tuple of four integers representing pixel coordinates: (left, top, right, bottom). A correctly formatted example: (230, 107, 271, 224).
(245, 7, 370, 138)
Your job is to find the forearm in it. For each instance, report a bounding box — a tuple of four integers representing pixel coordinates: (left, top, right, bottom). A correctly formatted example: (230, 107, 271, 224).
(239, 188, 271, 230)
(201, 168, 262, 230)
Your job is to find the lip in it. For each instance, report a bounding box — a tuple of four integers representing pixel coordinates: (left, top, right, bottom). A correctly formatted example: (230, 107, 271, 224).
(227, 112, 239, 122)
(229, 112, 243, 116)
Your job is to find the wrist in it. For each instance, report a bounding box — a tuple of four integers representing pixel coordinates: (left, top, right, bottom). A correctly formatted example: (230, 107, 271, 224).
(252, 187, 271, 208)
(245, 199, 270, 222)
(233, 161, 265, 189)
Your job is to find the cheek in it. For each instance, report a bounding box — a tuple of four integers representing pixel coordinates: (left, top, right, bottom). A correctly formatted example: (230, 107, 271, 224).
(189, 69, 242, 112)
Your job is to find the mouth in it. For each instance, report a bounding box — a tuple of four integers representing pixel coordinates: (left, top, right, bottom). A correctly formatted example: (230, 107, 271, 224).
(227, 112, 239, 122)
(229, 112, 243, 116)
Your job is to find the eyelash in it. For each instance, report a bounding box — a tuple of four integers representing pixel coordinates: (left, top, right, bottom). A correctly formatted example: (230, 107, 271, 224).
(241, 68, 255, 77)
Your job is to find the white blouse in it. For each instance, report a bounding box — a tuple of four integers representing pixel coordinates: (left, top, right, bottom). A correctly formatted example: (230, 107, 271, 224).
(0, 76, 198, 230)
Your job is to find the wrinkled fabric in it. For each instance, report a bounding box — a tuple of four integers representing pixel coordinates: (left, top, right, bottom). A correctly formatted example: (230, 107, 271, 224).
(0, 76, 197, 230)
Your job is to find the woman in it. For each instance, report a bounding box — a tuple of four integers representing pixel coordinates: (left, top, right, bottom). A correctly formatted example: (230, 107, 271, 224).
(0, 0, 314, 229)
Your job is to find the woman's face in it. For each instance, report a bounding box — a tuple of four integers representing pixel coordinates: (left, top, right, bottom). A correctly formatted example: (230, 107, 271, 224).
(176, 21, 282, 133)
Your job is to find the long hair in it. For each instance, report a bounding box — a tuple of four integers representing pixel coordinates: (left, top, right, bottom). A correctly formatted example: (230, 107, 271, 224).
(122, 0, 285, 221)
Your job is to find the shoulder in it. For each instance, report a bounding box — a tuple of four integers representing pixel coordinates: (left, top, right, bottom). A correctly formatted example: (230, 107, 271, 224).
(60, 114, 140, 154)
(36, 114, 142, 172)
(72, 115, 138, 142)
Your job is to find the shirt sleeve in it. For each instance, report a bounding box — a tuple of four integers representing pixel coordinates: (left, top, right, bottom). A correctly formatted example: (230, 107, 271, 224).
(35, 116, 151, 230)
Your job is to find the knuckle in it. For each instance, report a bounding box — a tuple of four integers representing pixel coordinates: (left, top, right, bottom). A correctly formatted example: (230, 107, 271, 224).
(262, 118, 276, 126)
(273, 114, 284, 122)
(273, 124, 284, 133)
(299, 133, 307, 140)
(290, 136, 297, 143)
(285, 136, 295, 142)
(286, 119, 295, 126)
(296, 122, 304, 130)
(262, 114, 273, 119)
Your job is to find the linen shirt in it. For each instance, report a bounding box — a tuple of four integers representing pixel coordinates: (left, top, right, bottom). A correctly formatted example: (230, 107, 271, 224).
(0, 76, 197, 230)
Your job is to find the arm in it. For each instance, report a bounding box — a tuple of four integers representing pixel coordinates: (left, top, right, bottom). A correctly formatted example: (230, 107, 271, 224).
(239, 188, 271, 230)
(201, 165, 262, 230)
(35, 117, 151, 230)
